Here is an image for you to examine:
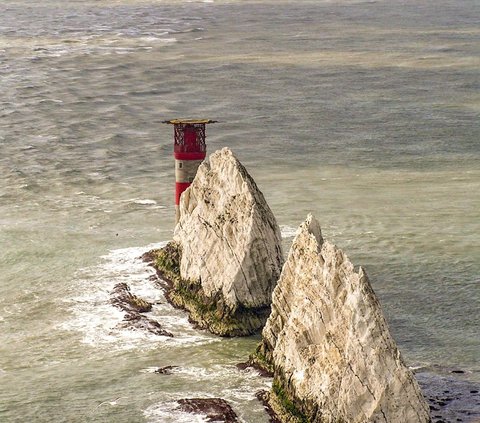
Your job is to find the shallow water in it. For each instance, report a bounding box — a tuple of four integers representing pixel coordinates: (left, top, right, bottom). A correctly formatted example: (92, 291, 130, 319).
(1, 0, 479, 421)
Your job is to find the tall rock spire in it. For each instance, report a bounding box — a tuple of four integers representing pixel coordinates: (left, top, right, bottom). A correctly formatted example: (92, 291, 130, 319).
(150, 147, 284, 336)
(256, 214, 431, 422)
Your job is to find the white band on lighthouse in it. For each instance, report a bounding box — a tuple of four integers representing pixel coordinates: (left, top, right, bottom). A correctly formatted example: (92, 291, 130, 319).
(175, 159, 203, 184)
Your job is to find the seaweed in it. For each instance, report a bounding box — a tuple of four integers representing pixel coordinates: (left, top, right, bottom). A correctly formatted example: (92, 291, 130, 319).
(145, 242, 269, 337)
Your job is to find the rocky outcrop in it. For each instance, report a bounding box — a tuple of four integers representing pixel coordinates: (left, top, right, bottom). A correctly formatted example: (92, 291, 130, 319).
(177, 398, 239, 422)
(148, 147, 284, 336)
(253, 214, 431, 422)
(111, 283, 173, 337)
(111, 282, 152, 314)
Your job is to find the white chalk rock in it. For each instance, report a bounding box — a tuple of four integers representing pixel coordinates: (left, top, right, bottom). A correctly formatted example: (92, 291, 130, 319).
(261, 214, 430, 422)
(174, 147, 283, 314)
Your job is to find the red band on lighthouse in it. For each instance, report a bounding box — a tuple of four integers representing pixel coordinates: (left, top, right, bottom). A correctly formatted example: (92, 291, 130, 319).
(164, 119, 216, 223)
(175, 182, 191, 205)
(174, 151, 206, 161)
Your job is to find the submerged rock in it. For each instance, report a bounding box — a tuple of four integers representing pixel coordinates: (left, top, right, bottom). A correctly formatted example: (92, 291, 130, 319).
(253, 214, 431, 422)
(154, 365, 179, 375)
(177, 398, 238, 422)
(148, 148, 283, 336)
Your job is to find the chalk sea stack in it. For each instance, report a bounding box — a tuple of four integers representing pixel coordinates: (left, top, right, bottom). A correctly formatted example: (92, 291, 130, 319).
(253, 214, 431, 422)
(149, 147, 284, 336)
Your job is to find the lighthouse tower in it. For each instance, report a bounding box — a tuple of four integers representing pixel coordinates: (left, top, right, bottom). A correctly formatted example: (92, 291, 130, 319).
(164, 119, 216, 223)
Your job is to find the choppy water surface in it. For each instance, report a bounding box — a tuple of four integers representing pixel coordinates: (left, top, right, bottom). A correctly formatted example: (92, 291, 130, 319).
(1, 0, 479, 421)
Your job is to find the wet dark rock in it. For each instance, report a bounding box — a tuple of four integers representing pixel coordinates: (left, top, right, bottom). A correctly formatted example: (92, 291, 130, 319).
(155, 365, 178, 375)
(111, 282, 152, 313)
(117, 314, 173, 337)
(141, 250, 157, 265)
(111, 282, 173, 337)
(177, 398, 238, 422)
(236, 361, 273, 378)
(235, 362, 249, 371)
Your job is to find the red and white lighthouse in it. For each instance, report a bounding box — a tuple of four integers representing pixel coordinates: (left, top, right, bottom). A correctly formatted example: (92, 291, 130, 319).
(164, 119, 216, 223)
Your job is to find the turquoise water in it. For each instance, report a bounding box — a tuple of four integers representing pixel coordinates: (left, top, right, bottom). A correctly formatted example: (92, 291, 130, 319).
(0, 0, 479, 421)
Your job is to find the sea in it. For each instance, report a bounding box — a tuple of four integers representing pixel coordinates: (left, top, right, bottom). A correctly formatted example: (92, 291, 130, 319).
(0, 0, 479, 421)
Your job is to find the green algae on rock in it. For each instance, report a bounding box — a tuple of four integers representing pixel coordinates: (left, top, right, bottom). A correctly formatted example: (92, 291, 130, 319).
(146, 241, 271, 337)
(111, 282, 153, 313)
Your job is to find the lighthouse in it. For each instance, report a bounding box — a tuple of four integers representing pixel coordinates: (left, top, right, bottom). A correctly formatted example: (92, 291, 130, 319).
(164, 119, 216, 223)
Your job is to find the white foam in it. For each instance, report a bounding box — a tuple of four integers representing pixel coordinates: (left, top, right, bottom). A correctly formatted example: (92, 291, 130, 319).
(122, 198, 160, 206)
(140, 36, 163, 42)
(160, 38, 177, 44)
(134, 199, 157, 205)
(141, 362, 272, 421)
(409, 364, 430, 372)
(141, 363, 271, 383)
(139, 34, 172, 42)
(38, 98, 63, 104)
(60, 241, 216, 351)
